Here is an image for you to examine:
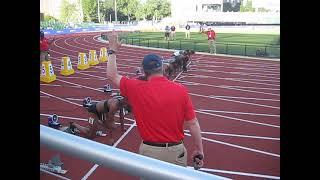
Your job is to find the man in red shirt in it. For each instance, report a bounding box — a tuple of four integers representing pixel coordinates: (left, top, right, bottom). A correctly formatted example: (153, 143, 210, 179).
(206, 28, 216, 54)
(40, 31, 54, 63)
(170, 25, 176, 40)
(106, 30, 204, 169)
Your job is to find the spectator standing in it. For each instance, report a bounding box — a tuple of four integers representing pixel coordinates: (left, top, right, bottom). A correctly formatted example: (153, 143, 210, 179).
(164, 25, 171, 41)
(170, 25, 176, 40)
(205, 28, 216, 54)
(185, 24, 191, 39)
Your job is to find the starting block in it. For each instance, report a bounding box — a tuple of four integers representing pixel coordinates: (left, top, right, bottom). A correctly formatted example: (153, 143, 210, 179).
(99, 47, 108, 62)
(88, 50, 99, 66)
(40, 154, 68, 174)
(40, 61, 56, 83)
(103, 84, 112, 93)
(48, 114, 61, 129)
(77, 53, 90, 70)
(60, 57, 75, 76)
(83, 97, 92, 107)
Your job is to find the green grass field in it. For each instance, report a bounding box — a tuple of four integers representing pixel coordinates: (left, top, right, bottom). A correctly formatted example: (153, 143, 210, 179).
(117, 32, 280, 58)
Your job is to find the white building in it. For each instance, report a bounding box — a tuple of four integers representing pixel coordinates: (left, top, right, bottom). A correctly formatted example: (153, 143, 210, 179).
(170, 0, 279, 24)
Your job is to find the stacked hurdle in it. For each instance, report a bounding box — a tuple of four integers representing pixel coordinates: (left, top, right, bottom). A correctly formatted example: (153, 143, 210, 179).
(77, 52, 90, 70)
(40, 46, 115, 83)
(60, 57, 75, 76)
(40, 61, 56, 83)
(99, 47, 108, 62)
(88, 50, 99, 66)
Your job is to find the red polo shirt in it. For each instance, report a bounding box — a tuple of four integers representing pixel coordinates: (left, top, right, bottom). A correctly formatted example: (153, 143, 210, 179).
(40, 38, 49, 51)
(207, 31, 216, 40)
(120, 76, 196, 143)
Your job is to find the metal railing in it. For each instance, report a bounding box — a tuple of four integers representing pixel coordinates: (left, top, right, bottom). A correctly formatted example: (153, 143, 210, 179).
(101, 35, 279, 58)
(40, 125, 230, 180)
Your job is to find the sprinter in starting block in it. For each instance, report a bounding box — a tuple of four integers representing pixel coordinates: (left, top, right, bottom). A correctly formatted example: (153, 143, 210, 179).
(47, 114, 107, 139)
(82, 94, 131, 144)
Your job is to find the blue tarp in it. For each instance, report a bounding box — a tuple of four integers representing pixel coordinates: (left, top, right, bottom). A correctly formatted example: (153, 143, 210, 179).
(43, 25, 137, 35)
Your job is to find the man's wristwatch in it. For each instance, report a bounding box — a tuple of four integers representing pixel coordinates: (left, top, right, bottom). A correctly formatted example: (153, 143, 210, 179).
(107, 49, 116, 55)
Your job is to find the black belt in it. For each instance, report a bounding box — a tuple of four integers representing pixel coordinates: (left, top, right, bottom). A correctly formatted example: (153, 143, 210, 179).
(143, 140, 183, 147)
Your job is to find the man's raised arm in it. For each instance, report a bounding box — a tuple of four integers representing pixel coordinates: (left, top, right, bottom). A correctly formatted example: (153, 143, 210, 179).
(106, 30, 123, 87)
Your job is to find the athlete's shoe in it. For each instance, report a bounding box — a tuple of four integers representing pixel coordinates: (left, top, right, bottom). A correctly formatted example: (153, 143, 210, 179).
(96, 131, 107, 136)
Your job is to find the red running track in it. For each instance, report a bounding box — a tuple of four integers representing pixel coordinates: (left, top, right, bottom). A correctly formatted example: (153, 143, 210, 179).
(40, 32, 280, 180)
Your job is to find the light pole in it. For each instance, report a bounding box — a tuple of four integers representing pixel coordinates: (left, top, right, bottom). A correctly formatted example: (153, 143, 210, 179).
(97, 0, 100, 23)
(114, 0, 117, 24)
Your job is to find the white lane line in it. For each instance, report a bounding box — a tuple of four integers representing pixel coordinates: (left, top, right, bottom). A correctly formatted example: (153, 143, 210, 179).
(56, 79, 103, 93)
(186, 72, 280, 83)
(204, 95, 279, 102)
(190, 93, 280, 110)
(184, 130, 279, 141)
(187, 167, 280, 179)
(40, 91, 82, 107)
(219, 85, 279, 91)
(193, 64, 280, 74)
(195, 110, 280, 128)
(81, 122, 137, 180)
(193, 62, 280, 71)
(40, 83, 82, 89)
(197, 109, 280, 117)
(189, 68, 279, 80)
(184, 133, 280, 158)
(185, 73, 279, 87)
(56, 76, 105, 80)
(42, 110, 278, 140)
(179, 80, 280, 97)
(40, 168, 72, 180)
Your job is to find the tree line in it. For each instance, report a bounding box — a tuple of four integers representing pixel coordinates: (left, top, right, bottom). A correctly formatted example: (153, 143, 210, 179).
(60, 0, 171, 23)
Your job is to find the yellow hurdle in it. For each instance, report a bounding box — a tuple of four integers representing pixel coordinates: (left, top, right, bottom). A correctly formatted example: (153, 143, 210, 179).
(40, 61, 56, 83)
(60, 57, 75, 76)
(89, 50, 99, 66)
(77, 52, 90, 70)
(99, 47, 108, 62)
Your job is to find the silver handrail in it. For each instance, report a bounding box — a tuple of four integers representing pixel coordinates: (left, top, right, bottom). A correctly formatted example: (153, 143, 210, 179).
(40, 125, 230, 180)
